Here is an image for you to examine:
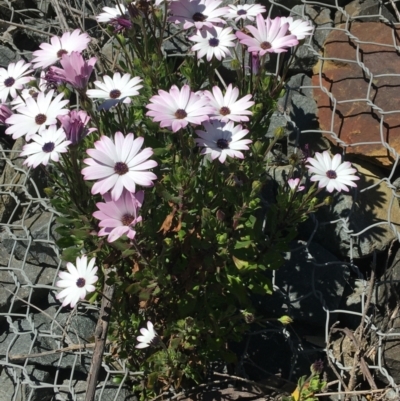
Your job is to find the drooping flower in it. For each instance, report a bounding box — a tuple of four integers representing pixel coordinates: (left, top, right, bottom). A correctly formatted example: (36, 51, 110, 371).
(136, 321, 158, 349)
(32, 29, 91, 69)
(96, 4, 128, 22)
(56, 255, 98, 308)
(236, 15, 298, 55)
(0, 104, 12, 124)
(146, 84, 213, 132)
(287, 178, 305, 192)
(306, 151, 359, 193)
(81, 131, 157, 201)
(203, 84, 254, 123)
(195, 120, 252, 163)
(169, 0, 228, 30)
(48, 52, 96, 90)
(86, 72, 143, 110)
(93, 189, 144, 243)
(224, 4, 266, 22)
(58, 110, 96, 144)
(280, 17, 313, 41)
(20, 125, 71, 168)
(189, 26, 236, 61)
(5, 90, 69, 140)
(0, 60, 34, 103)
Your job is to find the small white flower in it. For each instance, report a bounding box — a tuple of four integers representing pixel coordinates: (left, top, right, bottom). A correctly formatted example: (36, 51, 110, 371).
(86, 72, 143, 110)
(96, 4, 127, 23)
(55, 256, 98, 308)
(280, 17, 313, 40)
(20, 125, 71, 168)
(224, 4, 266, 22)
(287, 178, 305, 192)
(195, 120, 252, 163)
(306, 151, 359, 193)
(0, 60, 34, 103)
(136, 321, 158, 348)
(189, 26, 237, 62)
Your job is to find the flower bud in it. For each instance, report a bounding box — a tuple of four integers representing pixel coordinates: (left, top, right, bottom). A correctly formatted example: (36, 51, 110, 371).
(278, 315, 293, 325)
(274, 126, 286, 140)
(311, 359, 324, 375)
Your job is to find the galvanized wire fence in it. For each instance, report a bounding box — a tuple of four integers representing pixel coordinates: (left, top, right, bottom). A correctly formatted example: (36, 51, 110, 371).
(0, 0, 400, 400)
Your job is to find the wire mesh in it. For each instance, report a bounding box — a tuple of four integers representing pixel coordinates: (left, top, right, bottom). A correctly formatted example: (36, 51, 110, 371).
(0, 0, 399, 400)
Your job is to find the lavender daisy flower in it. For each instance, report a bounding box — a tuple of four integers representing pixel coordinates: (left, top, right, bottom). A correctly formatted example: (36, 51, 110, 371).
(58, 110, 96, 145)
(306, 151, 359, 193)
(93, 189, 144, 243)
(195, 120, 252, 163)
(0, 104, 12, 124)
(169, 0, 229, 30)
(5, 89, 69, 141)
(203, 84, 254, 123)
(189, 26, 237, 61)
(48, 52, 96, 90)
(146, 84, 213, 132)
(0, 60, 34, 103)
(56, 255, 98, 308)
(32, 29, 91, 69)
(20, 125, 71, 168)
(236, 15, 298, 55)
(81, 131, 158, 201)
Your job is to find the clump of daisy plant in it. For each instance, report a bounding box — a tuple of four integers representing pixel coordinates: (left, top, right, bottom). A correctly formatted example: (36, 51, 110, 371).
(0, 1, 362, 395)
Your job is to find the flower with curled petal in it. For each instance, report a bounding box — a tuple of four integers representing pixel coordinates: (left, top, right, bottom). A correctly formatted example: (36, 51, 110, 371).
(136, 321, 159, 349)
(81, 131, 157, 201)
(306, 151, 359, 193)
(280, 17, 313, 41)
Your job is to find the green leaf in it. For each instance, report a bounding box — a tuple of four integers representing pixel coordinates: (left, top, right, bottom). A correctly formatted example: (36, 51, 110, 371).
(56, 236, 76, 248)
(61, 247, 81, 263)
(232, 256, 249, 270)
(234, 240, 253, 249)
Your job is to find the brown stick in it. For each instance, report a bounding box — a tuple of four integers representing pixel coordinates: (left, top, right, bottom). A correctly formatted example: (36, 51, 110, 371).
(85, 273, 115, 401)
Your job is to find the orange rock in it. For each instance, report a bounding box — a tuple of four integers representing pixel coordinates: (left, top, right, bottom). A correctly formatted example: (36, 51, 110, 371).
(312, 22, 400, 168)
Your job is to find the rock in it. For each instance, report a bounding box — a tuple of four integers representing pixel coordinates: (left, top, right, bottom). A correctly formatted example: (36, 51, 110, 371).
(262, 241, 350, 326)
(265, 0, 352, 8)
(334, 0, 396, 24)
(312, 22, 400, 168)
(310, 161, 400, 258)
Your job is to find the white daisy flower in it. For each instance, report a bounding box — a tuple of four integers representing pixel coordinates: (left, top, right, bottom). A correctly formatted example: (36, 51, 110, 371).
(202, 84, 254, 123)
(280, 17, 313, 40)
(32, 29, 91, 69)
(189, 26, 237, 62)
(195, 120, 252, 163)
(0, 60, 34, 103)
(20, 125, 71, 168)
(224, 4, 266, 22)
(96, 4, 127, 22)
(5, 89, 69, 141)
(136, 321, 158, 349)
(306, 151, 359, 193)
(86, 72, 143, 110)
(56, 256, 99, 308)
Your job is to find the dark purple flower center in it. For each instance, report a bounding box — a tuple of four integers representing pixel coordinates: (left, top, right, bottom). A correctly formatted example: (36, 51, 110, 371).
(326, 170, 337, 179)
(209, 37, 219, 47)
(260, 41, 272, 50)
(217, 138, 229, 149)
(76, 277, 86, 288)
(237, 9, 247, 16)
(193, 12, 206, 22)
(4, 77, 15, 87)
(114, 161, 129, 175)
(42, 142, 55, 153)
(35, 113, 47, 125)
(175, 109, 187, 119)
(219, 106, 230, 116)
(121, 213, 135, 226)
(109, 89, 122, 99)
(57, 49, 68, 58)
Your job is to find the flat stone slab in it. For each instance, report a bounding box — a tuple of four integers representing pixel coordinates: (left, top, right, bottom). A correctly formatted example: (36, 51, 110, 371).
(312, 22, 400, 168)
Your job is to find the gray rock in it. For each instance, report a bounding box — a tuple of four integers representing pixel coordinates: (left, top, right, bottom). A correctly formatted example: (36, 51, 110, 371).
(263, 241, 350, 326)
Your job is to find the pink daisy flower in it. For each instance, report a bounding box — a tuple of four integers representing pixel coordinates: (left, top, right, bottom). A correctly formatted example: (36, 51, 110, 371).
(81, 131, 157, 201)
(58, 110, 96, 145)
(146, 84, 213, 132)
(224, 4, 266, 22)
(5, 90, 69, 141)
(280, 17, 313, 41)
(236, 15, 298, 55)
(32, 29, 91, 69)
(0, 60, 34, 103)
(195, 120, 252, 163)
(287, 178, 305, 192)
(169, 0, 228, 30)
(0, 104, 12, 124)
(20, 125, 71, 168)
(93, 189, 144, 243)
(189, 26, 237, 61)
(203, 84, 254, 123)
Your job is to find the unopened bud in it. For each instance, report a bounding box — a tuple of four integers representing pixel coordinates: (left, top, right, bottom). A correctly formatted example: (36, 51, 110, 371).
(311, 359, 324, 375)
(43, 187, 55, 197)
(230, 59, 241, 70)
(274, 126, 286, 140)
(278, 315, 293, 325)
(241, 310, 255, 324)
(324, 196, 333, 206)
